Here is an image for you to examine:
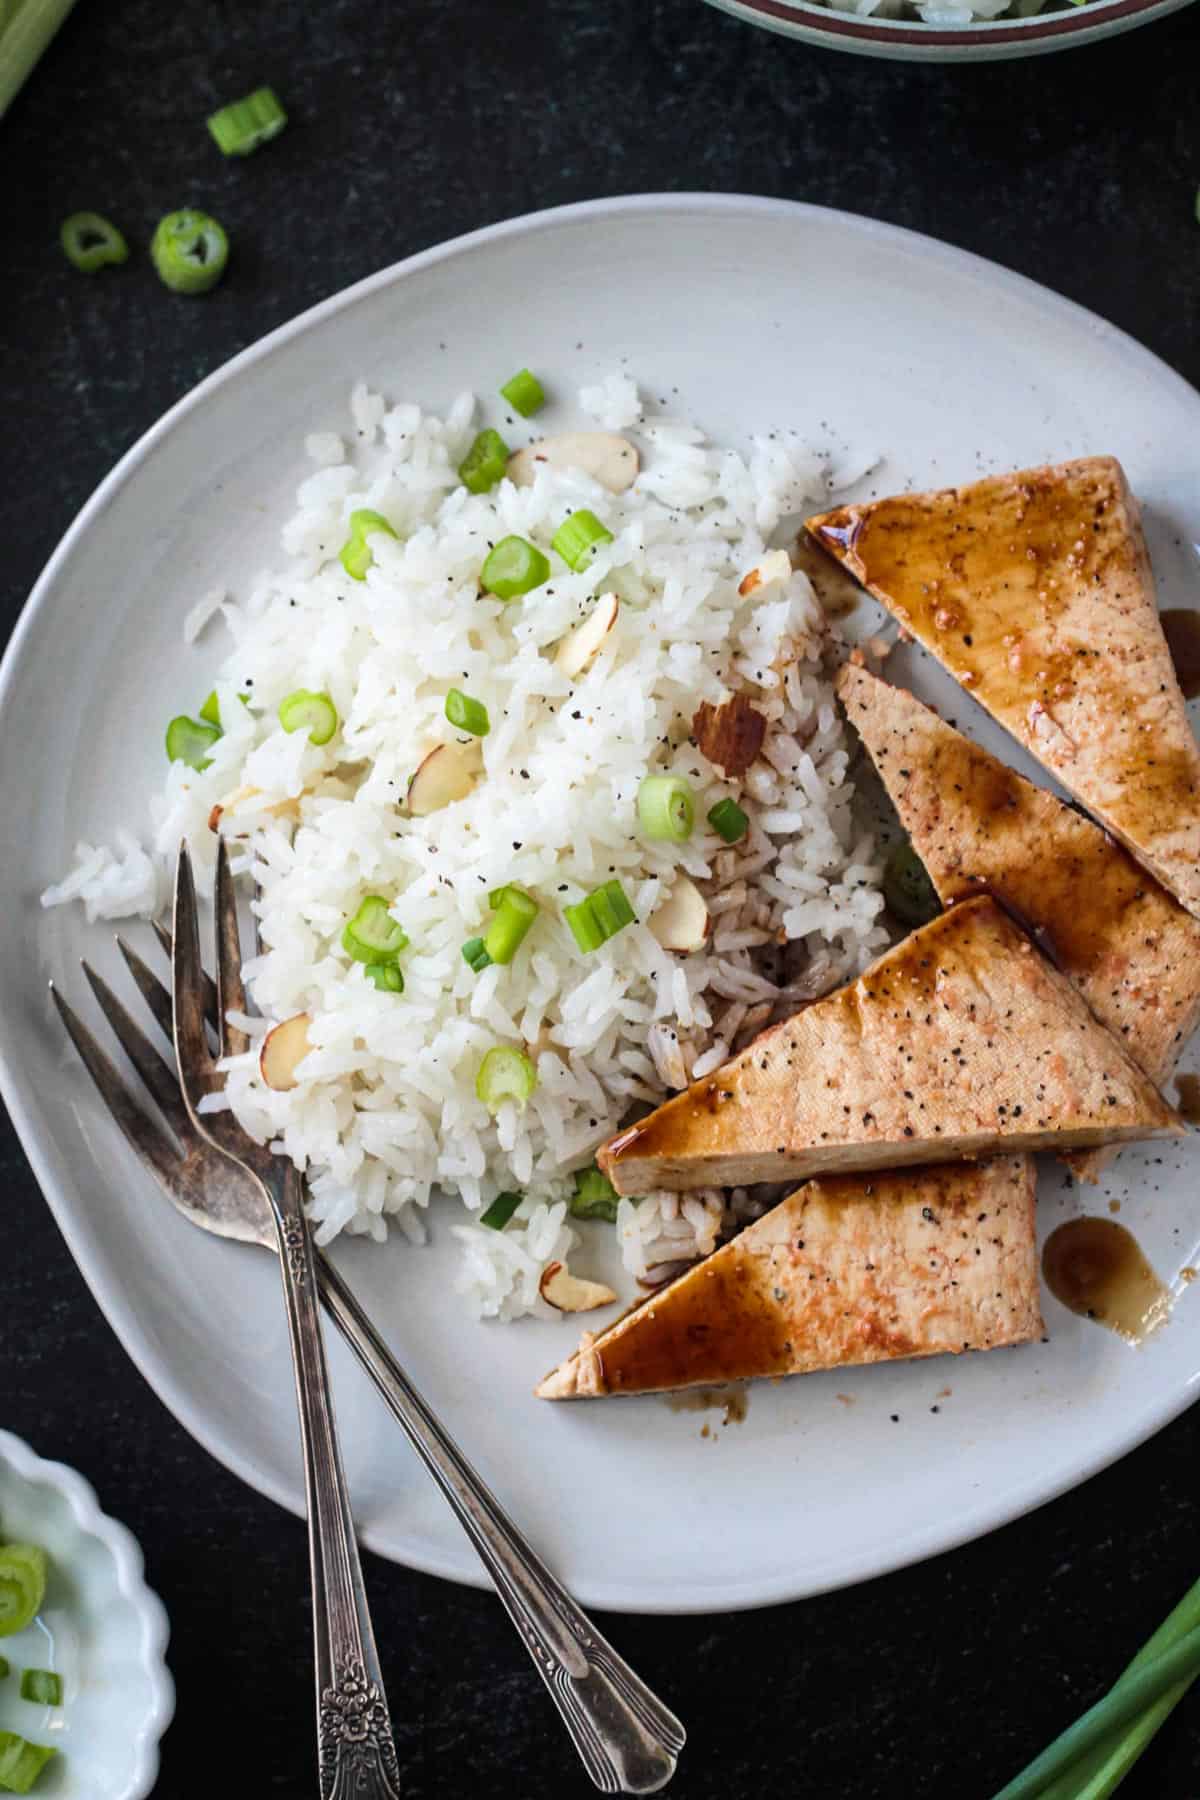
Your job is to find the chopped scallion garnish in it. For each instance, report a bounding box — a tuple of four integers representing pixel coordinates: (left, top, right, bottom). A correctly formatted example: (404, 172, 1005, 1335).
(279, 689, 338, 745)
(707, 797, 749, 843)
(485, 886, 537, 964)
(476, 1044, 537, 1112)
(365, 962, 404, 993)
(0, 1658, 9, 1680)
(499, 369, 545, 417)
(480, 535, 550, 602)
(17, 1671, 60, 1708)
(150, 209, 229, 294)
(568, 1166, 622, 1223)
(637, 774, 695, 843)
(59, 211, 128, 274)
(342, 896, 408, 965)
(563, 879, 636, 954)
(479, 1190, 523, 1229)
(339, 508, 398, 580)
(444, 689, 490, 737)
(551, 509, 613, 572)
(461, 937, 492, 973)
(0, 1547, 45, 1640)
(0, 1731, 55, 1794)
(458, 429, 510, 495)
(207, 86, 287, 156)
(165, 715, 221, 771)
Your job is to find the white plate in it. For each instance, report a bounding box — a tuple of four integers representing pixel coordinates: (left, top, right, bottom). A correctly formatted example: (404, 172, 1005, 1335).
(5, 195, 1200, 1617)
(0, 1431, 173, 1799)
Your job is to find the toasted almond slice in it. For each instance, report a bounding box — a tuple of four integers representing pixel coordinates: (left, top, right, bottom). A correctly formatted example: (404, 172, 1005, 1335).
(692, 693, 766, 778)
(649, 873, 711, 953)
(507, 433, 639, 494)
(539, 1261, 618, 1313)
(737, 548, 793, 598)
(407, 741, 481, 816)
(259, 1013, 313, 1092)
(209, 784, 302, 835)
(554, 593, 620, 680)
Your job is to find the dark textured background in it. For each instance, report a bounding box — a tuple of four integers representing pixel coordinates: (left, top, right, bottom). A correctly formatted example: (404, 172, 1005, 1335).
(5, 0, 1200, 1793)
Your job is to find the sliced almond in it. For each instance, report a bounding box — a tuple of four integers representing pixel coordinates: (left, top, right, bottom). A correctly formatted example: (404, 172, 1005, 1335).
(507, 433, 638, 495)
(209, 784, 302, 835)
(692, 693, 766, 778)
(649, 873, 711, 953)
(539, 1261, 617, 1313)
(259, 1013, 313, 1092)
(554, 593, 620, 680)
(407, 741, 481, 816)
(737, 548, 793, 598)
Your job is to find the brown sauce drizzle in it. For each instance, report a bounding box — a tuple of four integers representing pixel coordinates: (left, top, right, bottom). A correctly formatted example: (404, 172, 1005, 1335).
(1174, 1072, 1200, 1124)
(1161, 610, 1200, 701)
(1042, 1217, 1169, 1344)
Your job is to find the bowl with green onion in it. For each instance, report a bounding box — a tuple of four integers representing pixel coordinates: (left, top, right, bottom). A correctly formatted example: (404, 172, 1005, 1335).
(0, 1431, 172, 1798)
(704, 0, 1192, 61)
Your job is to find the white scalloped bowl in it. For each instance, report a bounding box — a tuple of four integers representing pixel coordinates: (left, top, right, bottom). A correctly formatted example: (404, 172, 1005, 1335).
(0, 1432, 173, 1798)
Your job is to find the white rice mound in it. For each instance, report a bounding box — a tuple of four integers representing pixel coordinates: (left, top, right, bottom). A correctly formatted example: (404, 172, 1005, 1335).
(43, 376, 887, 1321)
(813, 0, 1047, 22)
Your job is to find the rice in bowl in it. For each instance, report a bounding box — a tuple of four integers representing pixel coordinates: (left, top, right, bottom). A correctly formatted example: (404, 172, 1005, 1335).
(43, 374, 887, 1320)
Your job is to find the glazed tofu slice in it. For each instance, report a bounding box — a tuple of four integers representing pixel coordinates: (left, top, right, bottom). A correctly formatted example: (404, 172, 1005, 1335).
(537, 1158, 1040, 1399)
(838, 661, 1200, 1183)
(807, 458, 1200, 922)
(597, 897, 1183, 1194)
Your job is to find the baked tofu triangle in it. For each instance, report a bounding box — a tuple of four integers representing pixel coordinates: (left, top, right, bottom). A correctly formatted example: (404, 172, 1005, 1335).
(806, 457, 1200, 922)
(538, 1158, 1041, 1399)
(597, 896, 1183, 1194)
(837, 663, 1200, 1181)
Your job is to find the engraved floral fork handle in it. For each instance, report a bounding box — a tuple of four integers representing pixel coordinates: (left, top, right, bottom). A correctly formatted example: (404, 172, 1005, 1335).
(173, 844, 401, 1799)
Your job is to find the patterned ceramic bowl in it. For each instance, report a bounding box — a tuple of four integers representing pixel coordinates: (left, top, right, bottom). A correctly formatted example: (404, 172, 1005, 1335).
(705, 0, 1192, 60)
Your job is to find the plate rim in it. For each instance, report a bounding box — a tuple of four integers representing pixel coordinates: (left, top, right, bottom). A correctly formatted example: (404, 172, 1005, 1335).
(702, 0, 1194, 60)
(5, 191, 1200, 1615)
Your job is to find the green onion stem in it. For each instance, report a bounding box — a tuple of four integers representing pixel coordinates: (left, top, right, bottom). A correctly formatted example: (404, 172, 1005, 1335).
(479, 1190, 523, 1229)
(165, 715, 221, 771)
(339, 508, 398, 580)
(459, 429, 510, 495)
(568, 1166, 621, 1223)
(637, 774, 695, 843)
(707, 797, 749, 844)
(17, 1671, 60, 1707)
(342, 896, 408, 965)
(484, 886, 537, 964)
(279, 689, 338, 745)
(150, 209, 229, 295)
(480, 536, 550, 602)
(207, 86, 287, 156)
(499, 369, 545, 417)
(0, 0, 76, 119)
(0, 1731, 55, 1794)
(365, 962, 404, 993)
(461, 937, 492, 973)
(476, 1044, 537, 1112)
(564, 879, 636, 953)
(551, 509, 613, 572)
(444, 689, 490, 736)
(0, 1547, 45, 1639)
(59, 210, 128, 273)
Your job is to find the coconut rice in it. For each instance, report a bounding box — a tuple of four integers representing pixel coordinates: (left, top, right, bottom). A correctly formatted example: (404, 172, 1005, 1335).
(43, 373, 888, 1320)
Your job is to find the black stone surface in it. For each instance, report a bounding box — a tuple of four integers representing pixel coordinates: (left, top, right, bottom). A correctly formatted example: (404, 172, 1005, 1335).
(5, 0, 1200, 1793)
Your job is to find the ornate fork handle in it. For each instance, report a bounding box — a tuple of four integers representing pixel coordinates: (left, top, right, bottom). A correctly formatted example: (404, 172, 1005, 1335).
(315, 1251, 684, 1795)
(262, 1162, 402, 1800)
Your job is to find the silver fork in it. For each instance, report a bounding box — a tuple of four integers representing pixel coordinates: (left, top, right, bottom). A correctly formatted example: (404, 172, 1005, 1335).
(50, 842, 684, 1796)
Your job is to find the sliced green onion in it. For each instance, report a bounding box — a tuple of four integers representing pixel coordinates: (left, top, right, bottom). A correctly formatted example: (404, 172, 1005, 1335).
(637, 774, 694, 843)
(444, 689, 490, 737)
(0, 1548, 45, 1640)
(150, 209, 229, 295)
(485, 886, 537, 964)
(499, 369, 545, 417)
(563, 879, 636, 954)
(461, 937, 492, 974)
(707, 797, 749, 844)
(342, 896, 408, 964)
(0, 1731, 55, 1795)
(0, 1657, 9, 1680)
(551, 509, 613, 572)
(458, 429, 510, 495)
(883, 842, 940, 928)
(339, 508, 398, 580)
(207, 86, 287, 156)
(479, 1190, 522, 1230)
(365, 962, 404, 994)
(279, 689, 338, 745)
(480, 536, 550, 602)
(569, 1166, 621, 1223)
(165, 715, 221, 771)
(17, 1672, 59, 1708)
(476, 1044, 538, 1112)
(199, 690, 249, 728)
(59, 211, 128, 274)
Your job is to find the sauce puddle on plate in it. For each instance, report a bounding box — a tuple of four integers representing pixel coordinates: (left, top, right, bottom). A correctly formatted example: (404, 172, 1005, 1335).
(664, 1384, 748, 1426)
(1042, 1217, 1169, 1344)
(1162, 610, 1200, 701)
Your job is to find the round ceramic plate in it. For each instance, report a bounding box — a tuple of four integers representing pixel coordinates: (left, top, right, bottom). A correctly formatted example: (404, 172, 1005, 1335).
(5, 196, 1200, 1616)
